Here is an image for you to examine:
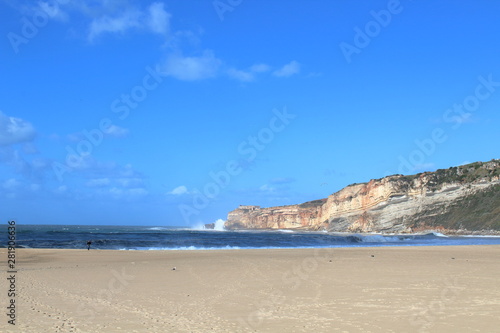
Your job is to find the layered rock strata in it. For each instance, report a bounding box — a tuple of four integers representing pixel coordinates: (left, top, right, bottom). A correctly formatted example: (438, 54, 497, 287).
(225, 160, 500, 233)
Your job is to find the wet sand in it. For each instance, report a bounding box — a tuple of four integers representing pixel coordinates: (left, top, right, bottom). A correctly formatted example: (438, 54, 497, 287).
(1, 245, 499, 332)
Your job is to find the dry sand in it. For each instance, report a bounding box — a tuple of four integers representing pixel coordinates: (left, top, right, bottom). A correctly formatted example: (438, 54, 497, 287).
(1, 245, 499, 333)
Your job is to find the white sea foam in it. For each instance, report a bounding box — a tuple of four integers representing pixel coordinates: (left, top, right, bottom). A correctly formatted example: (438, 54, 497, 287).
(460, 235, 500, 238)
(121, 245, 243, 251)
(359, 235, 391, 242)
(430, 232, 448, 238)
(213, 219, 226, 231)
(192, 218, 226, 231)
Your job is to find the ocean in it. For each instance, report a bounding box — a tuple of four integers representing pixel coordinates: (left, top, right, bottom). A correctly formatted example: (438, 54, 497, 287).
(3, 224, 500, 250)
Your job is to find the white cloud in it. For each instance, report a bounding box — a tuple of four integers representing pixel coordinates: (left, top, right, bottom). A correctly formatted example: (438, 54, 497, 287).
(88, 9, 142, 41)
(160, 50, 221, 81)
(88, 2, 171, 41)
(227, 68, 255, 82)
(37, 1, 69, 21)
(0, 111, 36, 146)
(227, 61, 301, 82)
(273, 60, 301, 77)
(1, 178, 40, 199)
(14, 2, 302, 85)
(147, 2, 170, 34)
(227, 63, 272, 82)
(105, 125, 129, 138)
(259, 184, 276, 192)
(168, 185, 189, 195)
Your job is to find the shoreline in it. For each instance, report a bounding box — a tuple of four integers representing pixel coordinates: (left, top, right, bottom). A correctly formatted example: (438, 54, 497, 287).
(9, 241, 500, 252)
(206, 224, 500, 236)
(224, 228, 500, 235)
(14, 241, 500, 252)
(1, 246, 499, 332)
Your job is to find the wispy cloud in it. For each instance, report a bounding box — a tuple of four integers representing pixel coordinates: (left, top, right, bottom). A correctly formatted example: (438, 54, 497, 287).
(168, 185, 189, 195)
(227, 61, 300, 82)
(227, 68, 255, 82)
(160, 50, 221, 81)
(12, 2, 301, 84)
(105, 125, 129, 138)
(0, 111, 36, 146)
(259, 184, 276, 193)
(37, 1, 69, 21)
(273, 60, 301, 77)
(88, 9, 140, 41)
(226, 63, 272, 82)
(1, 178, 41, 199)
(147, 2, 170, 34)
(88, 2, 171, 41)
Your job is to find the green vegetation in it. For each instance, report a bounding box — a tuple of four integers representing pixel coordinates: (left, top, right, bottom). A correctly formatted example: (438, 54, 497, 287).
(393, 160, 500, 192)
(346, 182, 368, 187)
(344, 160, 499, 194)
(411, 184, 500, 231)
(299, 198, 327, 208)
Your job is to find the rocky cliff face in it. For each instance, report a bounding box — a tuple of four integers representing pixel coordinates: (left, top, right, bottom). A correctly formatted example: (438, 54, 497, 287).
(225, 160, 500, 233)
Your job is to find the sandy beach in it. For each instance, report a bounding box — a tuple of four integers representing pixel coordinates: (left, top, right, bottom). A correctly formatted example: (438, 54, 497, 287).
(1, 245, 499, 333)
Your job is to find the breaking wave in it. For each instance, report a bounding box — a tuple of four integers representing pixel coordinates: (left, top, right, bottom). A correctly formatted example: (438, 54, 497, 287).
(5, 224, 500, 250)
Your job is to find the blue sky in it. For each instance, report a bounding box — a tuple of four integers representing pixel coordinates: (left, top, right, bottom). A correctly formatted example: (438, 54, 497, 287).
(1, 0, 499, 226)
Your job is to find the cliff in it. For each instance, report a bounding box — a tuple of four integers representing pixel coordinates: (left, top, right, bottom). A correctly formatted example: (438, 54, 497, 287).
(225, 159, 500, 233)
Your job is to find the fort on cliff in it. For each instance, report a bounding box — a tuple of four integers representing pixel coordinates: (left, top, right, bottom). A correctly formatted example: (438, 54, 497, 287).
(225, 159, 500, 234)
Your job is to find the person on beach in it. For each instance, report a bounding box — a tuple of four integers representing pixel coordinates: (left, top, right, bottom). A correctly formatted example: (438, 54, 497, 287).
(87, 240, 92, 250)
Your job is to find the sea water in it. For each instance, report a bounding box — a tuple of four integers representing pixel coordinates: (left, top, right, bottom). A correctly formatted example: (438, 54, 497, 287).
(2, 224, 500, 250)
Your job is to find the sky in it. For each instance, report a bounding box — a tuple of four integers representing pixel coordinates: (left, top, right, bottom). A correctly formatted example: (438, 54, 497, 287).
(1, 0, 499, 226)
